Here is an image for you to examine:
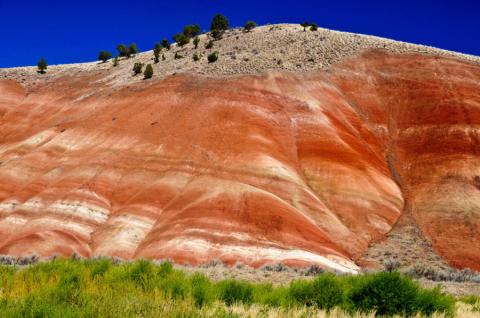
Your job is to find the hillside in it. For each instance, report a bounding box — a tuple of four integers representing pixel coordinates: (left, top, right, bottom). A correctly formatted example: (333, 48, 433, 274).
(0, 24, 479, 273)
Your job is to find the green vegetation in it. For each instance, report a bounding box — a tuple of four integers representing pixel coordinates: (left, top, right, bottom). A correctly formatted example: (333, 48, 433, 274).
(310, 23, 318, 31)
(128, 43, 138, 57)
(193, 36, 200, 49)
(244, 20, 257, 32)
(210, 14, 228, 40)
(208, 52, 218, 63)
(153, 43, 161, 63)
(211, 29, 223, 40)
(173, 33, 190, 47)
(193, 53, 200, 61)
(183, 24, 201, 38)
(301, 21, 310, 31)
(0, 258, 456, 318)
(161, 38, 171, 50)
(37, 58, 47, 74)
(112, 55, 119, 67)
(460, 295, 480, 311)
(98, 50, 112, 63)
(132, 62, 144, 75)
(205, 40, 214, 49)
(116, 44, 128, 57)
(210, 14, 229, 32)
(174, 52, 183, 59)
(143, 64, 153, 79)
(118, 43, 138, 58)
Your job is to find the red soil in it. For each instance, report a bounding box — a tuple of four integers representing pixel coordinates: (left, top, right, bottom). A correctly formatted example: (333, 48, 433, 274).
(0, 50, 478, 271)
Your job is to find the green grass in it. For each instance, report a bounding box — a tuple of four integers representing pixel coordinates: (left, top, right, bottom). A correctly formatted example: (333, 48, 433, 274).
(0, 258, 456, 317)
(459, 295, 480, 312)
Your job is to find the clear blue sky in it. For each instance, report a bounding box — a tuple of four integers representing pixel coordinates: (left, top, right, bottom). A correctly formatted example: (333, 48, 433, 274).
(0, 0, 478, 67)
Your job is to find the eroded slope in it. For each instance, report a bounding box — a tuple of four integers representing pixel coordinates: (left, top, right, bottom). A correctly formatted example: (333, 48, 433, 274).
(0, 49, 479, 271)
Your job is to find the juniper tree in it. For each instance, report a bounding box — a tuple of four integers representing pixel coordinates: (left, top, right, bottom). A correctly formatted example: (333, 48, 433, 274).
(183, 24, 201, 38)
(133, 62, 143, 75)
(244, 21, 257, 32)
(205, 40, 214, 49)
(211, 29, 223, 40)
(210, 14, 229, 31)
(37, 58, 47, 74)
(301, 22, 310, 32)
(173, 33, 190, 47)
(310, 23, 318, 31)
(208, 52, 218, 63)
(117, 44, 128, 57)
(144, 64, 153, 79)
(128, 43, 138, 58)
(193, 36, 200, 49)
(161, 39, 171, 50)
(153, 43, 161, 63)
(98, 50, 112, 63)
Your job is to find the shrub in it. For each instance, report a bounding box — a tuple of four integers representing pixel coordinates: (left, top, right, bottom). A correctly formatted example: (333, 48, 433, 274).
(210, 14, 229, 31)
(128, 43, 138, 57)
(218, 280, 253, 306)
(173, 33, 190, 47)
(211, 29, 223, 40)
(255, 284, 289, 307)
(301, 21, 310, 32)
(191, 273, 213, 307)
(37, 58, 47, 74)
(348, 272, 454, 317)
(193, 53, 200, 62)
(415, 287, 455, 317)
(98, 50, 112, 63)
(310, 23, 318, 31)
(183, 24, 201, 38)
(160, 272, 189, 300)
(116, 44, 128, 57)
(304, 264, 325, 276)
(208, 52, 218, 63)
(128, 259, 156, 291)
(162, 53, 166, 61)
(349, 272, 418, 316)
(112, 55, 119, 66)
(244, 21, 257, 32)
(153, 43, 161, 63)
(144, 64, 153, 79)
(288, 280, 315, 306)
(132, 62, 144, 75)
(383, 258, 400, 272)
(161, 38, 171, 50)
(205, 40, 214, 49)
(158, 261, 173, 277)
(193, 36, 200, 49)
(174, 52, 183, 59)
(311, 275, 344, 311)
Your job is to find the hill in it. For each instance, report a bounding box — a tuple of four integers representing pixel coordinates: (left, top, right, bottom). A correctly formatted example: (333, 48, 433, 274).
(0, 24, 479, 273)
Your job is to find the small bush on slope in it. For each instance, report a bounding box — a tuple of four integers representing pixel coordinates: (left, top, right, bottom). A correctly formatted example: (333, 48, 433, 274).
(144, 64, 153, 79)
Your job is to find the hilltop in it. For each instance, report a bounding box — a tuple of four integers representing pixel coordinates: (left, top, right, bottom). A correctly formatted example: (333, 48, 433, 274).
(1, 24, 479, 88)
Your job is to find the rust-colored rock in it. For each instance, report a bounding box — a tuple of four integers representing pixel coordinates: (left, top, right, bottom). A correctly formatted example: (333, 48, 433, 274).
(0, 50, 479, 271)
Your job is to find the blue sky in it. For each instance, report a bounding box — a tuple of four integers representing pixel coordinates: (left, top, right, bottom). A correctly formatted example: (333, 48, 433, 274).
(0, 0, 478, 67)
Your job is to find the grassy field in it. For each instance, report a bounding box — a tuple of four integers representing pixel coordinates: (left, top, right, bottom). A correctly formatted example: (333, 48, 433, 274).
(0, 258, 478, 317)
